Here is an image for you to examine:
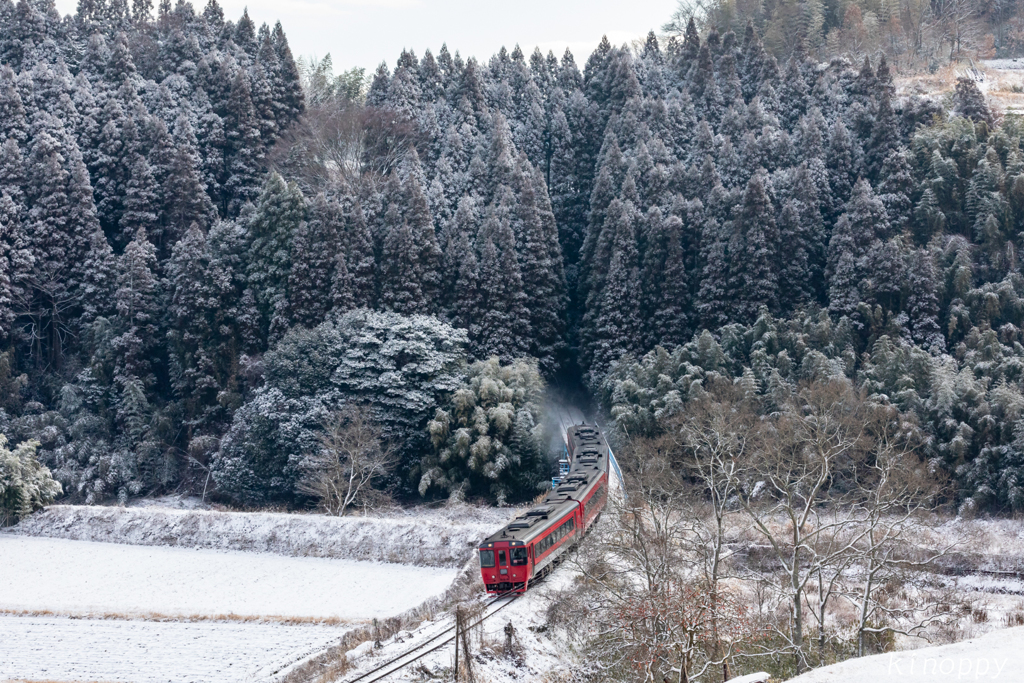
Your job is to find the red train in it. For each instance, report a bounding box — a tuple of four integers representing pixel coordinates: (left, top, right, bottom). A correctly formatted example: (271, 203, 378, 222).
(478, 424, 610, 594)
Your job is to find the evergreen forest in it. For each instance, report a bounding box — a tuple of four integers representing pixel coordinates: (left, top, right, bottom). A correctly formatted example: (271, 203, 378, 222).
(4, 0, 1024, 514)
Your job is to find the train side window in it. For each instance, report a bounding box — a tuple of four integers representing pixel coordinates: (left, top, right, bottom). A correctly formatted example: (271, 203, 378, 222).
(480, 549, 495, 568)
(510, 547, 528, 565)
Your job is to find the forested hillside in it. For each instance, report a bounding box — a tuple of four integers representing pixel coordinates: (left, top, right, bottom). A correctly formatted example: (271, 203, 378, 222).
(665, 0, 1024, 67)
(2, 0, 1024, 512)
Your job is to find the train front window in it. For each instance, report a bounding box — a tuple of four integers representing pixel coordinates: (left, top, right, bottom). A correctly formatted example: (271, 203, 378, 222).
(498, 550, 507, 566)
(479, 549, 495, 568)
(510, 547, 528, 566)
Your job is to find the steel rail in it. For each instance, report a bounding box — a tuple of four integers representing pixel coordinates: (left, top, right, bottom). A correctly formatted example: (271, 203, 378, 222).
(339, 592, 520, 683)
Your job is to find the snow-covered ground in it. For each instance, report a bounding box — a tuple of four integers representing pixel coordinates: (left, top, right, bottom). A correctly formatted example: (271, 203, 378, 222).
(0, 614, 351, 683)
(335, 568, 581, 683)
(0, 535, 457, 620)
(787, 626, 1024, 682)
(0, 503, 515, 682)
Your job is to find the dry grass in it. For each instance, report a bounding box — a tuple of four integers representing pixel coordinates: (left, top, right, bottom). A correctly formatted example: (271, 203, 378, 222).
(897, 62, 965, 98)
(0, 607, 351, 627)
(312, 658, 351, 683)
(897, 62, 1024, 116)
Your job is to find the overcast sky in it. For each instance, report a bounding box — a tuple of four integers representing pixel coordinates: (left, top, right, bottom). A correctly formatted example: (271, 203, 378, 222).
(53, 0, 676, 72)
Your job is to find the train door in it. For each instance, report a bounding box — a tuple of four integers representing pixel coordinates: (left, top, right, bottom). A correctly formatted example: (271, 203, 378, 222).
(497, 548, 509, 579)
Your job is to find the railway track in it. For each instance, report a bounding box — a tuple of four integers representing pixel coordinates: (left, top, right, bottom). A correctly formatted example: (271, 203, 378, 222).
(339, 591, 521, 683)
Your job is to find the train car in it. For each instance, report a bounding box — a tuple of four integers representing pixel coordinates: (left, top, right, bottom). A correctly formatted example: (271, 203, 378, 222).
(478, 424, 610, 594)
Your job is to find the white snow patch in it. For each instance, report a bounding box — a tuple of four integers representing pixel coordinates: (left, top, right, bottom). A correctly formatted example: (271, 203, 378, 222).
(730, 674, 770, 683)
(786, 626, 1024, 682)
(983, 59, 1024, 71)
(0, 614, 350, 683)
(0, 535, 457, 620)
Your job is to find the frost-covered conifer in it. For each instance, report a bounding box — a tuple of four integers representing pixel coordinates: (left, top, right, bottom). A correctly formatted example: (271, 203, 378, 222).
(288, 194, 340, 327)
(223, 69, 263, 214)
(167, 223, 219, 425)
(114, 226, 160, 382)
(404, 175, 443, 310)
(696, 215, 730, 330)
(343, 195, 376, 309)
(865, 89, 901, 182)
(516, 158, 567, 374)
(582, 196, 642, 385)
(729, 171, 778, 322)
(0, 65, 28, 146)
(380, 218, 425, 314)
(826, 119, 857, 218)
(473, 213, 531, 362)
(164, 114, 216, 231)
(119, 154, 159, 247)
(954, 77, 993, 127)
(245, 172, 304, 342)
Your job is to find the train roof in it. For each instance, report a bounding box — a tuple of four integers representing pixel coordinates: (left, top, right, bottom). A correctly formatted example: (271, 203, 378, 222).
(479, 499, 578, 546)
(479, 423, 610, 547)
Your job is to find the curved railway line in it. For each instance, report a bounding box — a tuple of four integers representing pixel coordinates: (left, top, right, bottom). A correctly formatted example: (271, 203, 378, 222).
(339, 591, 520, 683)
(338, 407, 615, 683)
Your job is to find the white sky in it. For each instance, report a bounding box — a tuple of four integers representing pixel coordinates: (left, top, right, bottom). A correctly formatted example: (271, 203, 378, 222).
(53, 0, 676, 72)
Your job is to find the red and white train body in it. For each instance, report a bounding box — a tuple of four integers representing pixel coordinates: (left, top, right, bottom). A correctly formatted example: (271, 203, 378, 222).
(478, 424, 610, 594)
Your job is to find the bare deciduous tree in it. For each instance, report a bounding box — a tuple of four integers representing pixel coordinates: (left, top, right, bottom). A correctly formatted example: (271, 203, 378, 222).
(557, 432, 764, 683)
(297, 406, 397, 515)
(844, 405, 953, 656)
(269, 103, 418, 195)
(670, 380, 759, 680)
(926, 0, 983, 61)
(730, 379, 871, 674)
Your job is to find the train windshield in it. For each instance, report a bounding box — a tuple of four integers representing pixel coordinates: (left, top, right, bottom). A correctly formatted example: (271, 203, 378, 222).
(510, 547, 528, 566)
(479, 549, 495, 568)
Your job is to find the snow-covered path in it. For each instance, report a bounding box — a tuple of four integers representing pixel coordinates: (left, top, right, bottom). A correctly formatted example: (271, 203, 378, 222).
(0, 535, 457, 620)
(0, 614, 349, 682)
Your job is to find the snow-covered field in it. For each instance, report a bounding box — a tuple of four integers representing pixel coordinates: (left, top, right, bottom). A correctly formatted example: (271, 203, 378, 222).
(787, 626, 1024, 682)
(0, 615, 350, 683)
(0, 503, 510, 682)
(0, 535, 457, 620)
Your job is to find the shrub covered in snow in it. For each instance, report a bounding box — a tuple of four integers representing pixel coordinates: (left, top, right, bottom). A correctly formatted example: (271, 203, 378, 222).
(0, 434, 62, 525)
(212, 309, 468, 505)
(420, 356, 550, 504)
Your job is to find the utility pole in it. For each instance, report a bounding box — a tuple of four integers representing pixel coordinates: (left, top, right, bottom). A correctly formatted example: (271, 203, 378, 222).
(454, 606, 461, 681)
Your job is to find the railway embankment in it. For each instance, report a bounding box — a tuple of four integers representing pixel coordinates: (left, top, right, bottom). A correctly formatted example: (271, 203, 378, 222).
(4, 501, 520, 568)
